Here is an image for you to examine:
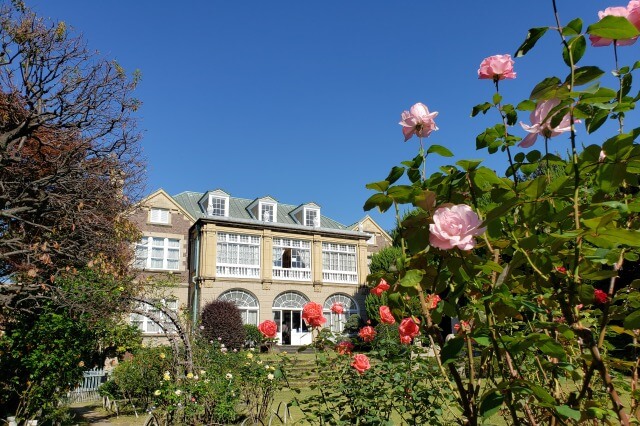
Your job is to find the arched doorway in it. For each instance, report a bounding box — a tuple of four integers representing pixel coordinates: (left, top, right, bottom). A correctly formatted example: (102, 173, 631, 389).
(323, 294, 359, 333)
(272, 291, 311, 345)
(217, 289, 260, 326)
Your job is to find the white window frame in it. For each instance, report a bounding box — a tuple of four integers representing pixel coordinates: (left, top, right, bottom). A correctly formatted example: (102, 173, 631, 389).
(322, 242, 358, 283)
(149, 208, 170, 224)
(130, 299, 178, 334)
(272, 238, 312, 281)
(218, 290, 260, 326)
(216, 232, 261, 278)
(260, 201, 277, 223)
(135, 236, 180, 271)
(323, 294, 359, 333)
(304, 207, 320, 227)
(207, 195, 229, 217)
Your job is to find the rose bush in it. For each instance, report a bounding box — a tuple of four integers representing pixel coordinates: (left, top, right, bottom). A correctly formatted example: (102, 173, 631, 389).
(257, 320, 278, 339)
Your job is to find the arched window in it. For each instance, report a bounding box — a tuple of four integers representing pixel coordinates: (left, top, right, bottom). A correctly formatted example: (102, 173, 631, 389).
(323, 294, 359, 333)
(272, 292, 309, 309)
(218, 289, 259, 325)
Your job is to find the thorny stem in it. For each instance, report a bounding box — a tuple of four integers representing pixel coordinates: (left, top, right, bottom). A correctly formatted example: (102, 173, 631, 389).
(494, 79, 518, 186)
(613, 42, 625, 133)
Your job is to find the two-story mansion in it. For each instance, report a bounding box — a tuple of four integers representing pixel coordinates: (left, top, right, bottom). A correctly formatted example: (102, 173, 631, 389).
(131, 188, 390, 345)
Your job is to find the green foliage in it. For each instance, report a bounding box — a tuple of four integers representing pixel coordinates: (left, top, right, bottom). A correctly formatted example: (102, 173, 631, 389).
(200, 300, 246, 350)
(369, 246, 402, 274)
(243, 324, 263, 349)
(342, 313, 363, 336)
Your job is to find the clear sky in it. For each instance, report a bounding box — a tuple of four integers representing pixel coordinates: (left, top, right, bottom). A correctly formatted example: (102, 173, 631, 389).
(26, 1, 639, 232)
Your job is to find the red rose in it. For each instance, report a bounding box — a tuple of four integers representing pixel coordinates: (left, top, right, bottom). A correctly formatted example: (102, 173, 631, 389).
(335, 341, 354, 355)
(302, 302, 327, 328)
(358, 326, 377, 343)
(400, 335, 412, 345)
(351, 354, 371, 374)
(258, 320, 278, 339)
(453, 320, 471, 334)
(399, 318, 420, 340)
(426, 294, 441, 310)
(370, 279, 390, 296)
(556, 266, 567, 274)
(379, 306, 396, 325)
(331, 302, 344, 315)
(594, 289, 608, 304)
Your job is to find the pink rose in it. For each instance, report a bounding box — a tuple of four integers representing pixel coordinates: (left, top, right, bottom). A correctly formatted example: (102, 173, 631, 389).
(594, 289, 608, 304)
(370, 278, 390, 296)
(519, 99, 579, 148)
(599, 150, 606, 163)
(258, 320, 278, 339)
(331, 302, 344, 315)
(335, 341, 354, 355)
(400, 335, 412, 345)
(555, 266, 567, 274)
(302, 302, 327, 328)
(454, 320, 471, 334)
(358, 325, 377, 343)
(426, 294, 441, 310)
(429, 204, 486, 251)
(399, 318, 420, 340)
(589, 3, 640, 47)
(351, 354, 371, 374)
(379, 306, 396, 325)
(399, 102, 439, 142)
(477, 54, 516, 81)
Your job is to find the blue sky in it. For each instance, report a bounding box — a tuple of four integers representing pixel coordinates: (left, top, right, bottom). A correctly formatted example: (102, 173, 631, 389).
(28, 1, 638, 232)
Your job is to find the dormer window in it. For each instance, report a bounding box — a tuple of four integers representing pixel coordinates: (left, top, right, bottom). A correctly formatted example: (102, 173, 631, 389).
(207, 195, 228, 217)
(150, 208, 170, 224)
(261, 203, 275, 222)
(305, 208, 320, 227)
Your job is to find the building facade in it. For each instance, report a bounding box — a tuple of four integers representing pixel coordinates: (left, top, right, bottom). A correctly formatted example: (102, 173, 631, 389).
(132, 188, 386, 345)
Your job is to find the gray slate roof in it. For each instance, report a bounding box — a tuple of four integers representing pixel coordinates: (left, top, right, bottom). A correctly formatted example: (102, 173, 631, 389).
(172, 191, 349, 231)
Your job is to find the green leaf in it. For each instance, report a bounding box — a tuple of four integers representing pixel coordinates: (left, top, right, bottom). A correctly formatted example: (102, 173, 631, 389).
(530, 77, 561, 100)
(387, 185, 415, 203)
(386, 166, 405, 185)
(365, 180, 390, 192)
(363, 193, 393, 213)
(493, 93, 502, 105)
(515, 27, 549, 57)
(580, 87, 617, 104)
(563, 18, 583, 36)
(399, 269, 424, 288)
(624, 310, 640, 330)
(441, 337, 464, 365)
(556, 405, 581, 421)
(562, 35, 586, 66)
(426, 144, 454, 157)
(471, 102, 492, 117)
(479, 390, 504, 419)
(570, 66, 605, 86)
(456, 159, 482, 171)
(517, 99, 536, 111)
(587, 15, 640, 40)
(597, 229, 640, 247)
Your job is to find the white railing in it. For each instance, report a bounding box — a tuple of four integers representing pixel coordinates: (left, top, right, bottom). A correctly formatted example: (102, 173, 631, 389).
(323, 271, 358, 284)
(272, 268, 312, 281)
(217, 265, 261, 278)
(67, 367, 107, 403)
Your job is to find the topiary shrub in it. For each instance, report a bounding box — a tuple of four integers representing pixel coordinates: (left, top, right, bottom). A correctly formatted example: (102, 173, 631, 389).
(200, 300, 246, 351)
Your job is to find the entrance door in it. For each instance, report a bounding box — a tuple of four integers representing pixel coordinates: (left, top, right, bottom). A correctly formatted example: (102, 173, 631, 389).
(273, 309, 311, 345)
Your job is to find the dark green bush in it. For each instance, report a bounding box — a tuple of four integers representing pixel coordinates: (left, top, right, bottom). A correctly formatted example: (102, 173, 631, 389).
(243, 324, 262, 348)
(200, 300, 246, 351)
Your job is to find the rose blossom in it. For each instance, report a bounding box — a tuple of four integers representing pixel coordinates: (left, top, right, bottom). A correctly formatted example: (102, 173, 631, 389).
(331, 302, 344, 315)
(556, 266, 567, 274)
(426, 294, 441, 310)
(370, 278, 390, 296)
(302, 302, 327, 328)
(400, 335, 412, 345)
(351, 354, 371, 374)
(599, 150, 606, 163)
(519, 98, 580, 148)
(258, 320, 278, 339)
(358, 325, 377, 343)
(399, 318, 420, 340)
(399, 102, 439, 142)
(335, 341, 355, 355)
(477, 54, 516, 81)
(379, 306, 396, 325)
(594, 289, 608, 304)
(589, 2, 640, 47)
(429, 204, 486, 251)
(454, 320, 471, 334)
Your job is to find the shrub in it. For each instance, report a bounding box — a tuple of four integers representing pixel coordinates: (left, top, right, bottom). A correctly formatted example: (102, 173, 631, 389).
(200, 300, 246, 351)
(369, 246, 402, 274)
(243, 324, 262, 348)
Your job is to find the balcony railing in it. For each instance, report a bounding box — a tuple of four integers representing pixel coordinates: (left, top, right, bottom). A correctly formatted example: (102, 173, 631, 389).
(273, 267, 312, 281)
(323, 271, 358, 284)
(217, 265, 260, 278)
